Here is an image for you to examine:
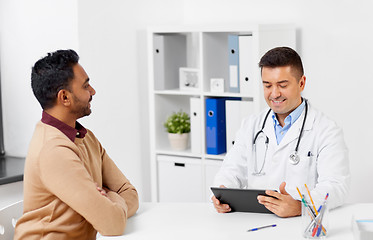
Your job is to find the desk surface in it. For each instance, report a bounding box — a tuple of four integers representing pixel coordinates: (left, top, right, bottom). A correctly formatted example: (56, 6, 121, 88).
(98, 202, 372, 240)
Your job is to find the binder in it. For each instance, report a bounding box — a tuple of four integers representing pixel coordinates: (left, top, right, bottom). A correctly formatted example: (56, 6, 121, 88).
(238, 35, 254, 96)
(225, 100, 255, 151)
(228, 35, 240, 93)
(190, 97, 202, 154)
(206, 97, 240, 155)
(153, 34, 186, 90)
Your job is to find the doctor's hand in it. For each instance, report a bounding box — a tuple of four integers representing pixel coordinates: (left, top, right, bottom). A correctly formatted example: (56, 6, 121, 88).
(257, 182, 301, 218)
(211, 185, 231, 213)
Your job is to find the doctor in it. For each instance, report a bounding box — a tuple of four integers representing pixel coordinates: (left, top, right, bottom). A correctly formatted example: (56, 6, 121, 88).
(212, 47, 350, 217)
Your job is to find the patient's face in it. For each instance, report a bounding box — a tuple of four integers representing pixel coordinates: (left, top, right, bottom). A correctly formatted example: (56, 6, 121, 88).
(68, 64, 96, 119)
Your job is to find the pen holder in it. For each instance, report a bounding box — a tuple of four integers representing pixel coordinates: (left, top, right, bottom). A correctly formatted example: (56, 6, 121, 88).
(301, 199, 329, 239)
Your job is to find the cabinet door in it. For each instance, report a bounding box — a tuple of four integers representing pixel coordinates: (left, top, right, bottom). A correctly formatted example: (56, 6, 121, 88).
(204, 160, 223, 201)
(157, 155, 203, 202)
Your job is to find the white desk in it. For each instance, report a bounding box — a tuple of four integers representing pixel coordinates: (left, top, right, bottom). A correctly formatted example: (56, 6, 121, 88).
(98, 202, 373, 240)
(0, 181, 23, 210)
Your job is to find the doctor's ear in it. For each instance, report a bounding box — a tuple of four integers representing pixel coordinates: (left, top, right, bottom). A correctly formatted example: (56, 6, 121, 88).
(299, 76, 306, 90)
(57, 89, 71, 106)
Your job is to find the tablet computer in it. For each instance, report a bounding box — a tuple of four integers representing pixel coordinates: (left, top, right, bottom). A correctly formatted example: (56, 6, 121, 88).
(210, 187, 275, 214)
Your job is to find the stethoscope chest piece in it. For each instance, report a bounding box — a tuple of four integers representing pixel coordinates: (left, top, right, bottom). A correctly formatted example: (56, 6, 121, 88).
(289, 151, 300, 165)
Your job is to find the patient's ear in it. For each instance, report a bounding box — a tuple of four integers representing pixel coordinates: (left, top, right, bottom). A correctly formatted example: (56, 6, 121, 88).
(57, 89, 71, 107)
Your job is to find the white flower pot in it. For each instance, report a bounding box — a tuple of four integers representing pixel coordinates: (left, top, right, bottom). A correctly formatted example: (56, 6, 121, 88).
(168, 133, 189, 151)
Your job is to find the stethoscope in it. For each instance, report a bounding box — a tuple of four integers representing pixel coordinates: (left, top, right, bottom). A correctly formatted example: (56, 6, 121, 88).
(252, 99, 308, 176)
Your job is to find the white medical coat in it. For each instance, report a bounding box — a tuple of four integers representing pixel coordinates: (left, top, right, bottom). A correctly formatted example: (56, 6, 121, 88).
(214, 101, 350, 209)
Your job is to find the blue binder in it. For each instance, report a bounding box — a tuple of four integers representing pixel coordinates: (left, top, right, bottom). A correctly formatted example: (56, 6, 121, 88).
(228, 35, 240, 93)
(206, 98, 240, 155)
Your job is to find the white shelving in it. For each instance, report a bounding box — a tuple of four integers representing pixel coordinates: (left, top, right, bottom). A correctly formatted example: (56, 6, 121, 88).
(148, 24, 296, 202)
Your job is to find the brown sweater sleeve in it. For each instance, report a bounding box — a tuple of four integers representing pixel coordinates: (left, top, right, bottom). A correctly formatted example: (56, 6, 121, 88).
(101, 148, 139, 218)
(39, 141, 130, 236)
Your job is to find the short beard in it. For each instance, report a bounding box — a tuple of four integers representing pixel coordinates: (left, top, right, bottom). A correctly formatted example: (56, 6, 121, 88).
(71, 94, 92, 119)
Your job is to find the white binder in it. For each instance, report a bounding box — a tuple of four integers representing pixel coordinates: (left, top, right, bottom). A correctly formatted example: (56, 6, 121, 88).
(190, 97, 202, 154)
(153, 34, 186, 90)
(238, 35, 254, 96)
(228, 35, 240, 93)
(225, 100, 254, 151)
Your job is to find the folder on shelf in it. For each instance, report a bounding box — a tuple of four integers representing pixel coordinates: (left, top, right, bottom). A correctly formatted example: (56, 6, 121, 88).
(225, 100, 255, 151)
(153, 35, 167, 90)
(153, 34, 186, 90)
(228, 35, 240, 93)
(238, 35, 254, 96)
(206, 98, 240, 155)
(206, 98, 226, 155)
(190, 97, 202, 154)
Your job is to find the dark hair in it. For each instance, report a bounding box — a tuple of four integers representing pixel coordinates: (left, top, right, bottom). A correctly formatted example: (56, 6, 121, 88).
(258, 47, 304, 79)
(31, 49, 79, 109)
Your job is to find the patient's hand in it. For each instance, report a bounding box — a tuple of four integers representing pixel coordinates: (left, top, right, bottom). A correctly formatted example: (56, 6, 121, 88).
(95, 183, 108, 198)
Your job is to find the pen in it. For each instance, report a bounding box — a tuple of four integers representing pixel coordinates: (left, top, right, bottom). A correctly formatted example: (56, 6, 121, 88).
(296, 187, 303, 199)
(296, 187, 315, 217)
(312, 205, 326, 238)
(247, 224, 277, 232)
(301, 194, 316, 218)
(305, 184, 318, 215)
(316, 193, 329, 237)
(317, 193, 329, 213)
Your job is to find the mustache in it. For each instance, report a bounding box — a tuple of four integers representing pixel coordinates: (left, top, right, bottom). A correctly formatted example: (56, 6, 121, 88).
(89, 96, 93, 102)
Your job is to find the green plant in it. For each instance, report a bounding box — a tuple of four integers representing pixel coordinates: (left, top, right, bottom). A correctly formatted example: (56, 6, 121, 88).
(164, 111, 190, 134)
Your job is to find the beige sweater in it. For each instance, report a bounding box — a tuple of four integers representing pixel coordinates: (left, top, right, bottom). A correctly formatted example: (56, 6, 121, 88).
(14, 121, 139, 239)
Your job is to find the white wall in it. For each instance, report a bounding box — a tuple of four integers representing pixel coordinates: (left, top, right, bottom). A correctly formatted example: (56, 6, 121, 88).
(1, 0, 372, 203)
(0, 0, 79, 155)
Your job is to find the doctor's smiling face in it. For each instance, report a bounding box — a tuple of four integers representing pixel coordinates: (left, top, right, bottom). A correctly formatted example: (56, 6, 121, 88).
(262, 65, 305, 124)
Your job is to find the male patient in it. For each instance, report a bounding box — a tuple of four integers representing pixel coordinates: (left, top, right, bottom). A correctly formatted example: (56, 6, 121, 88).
(14, 49, 139, 239)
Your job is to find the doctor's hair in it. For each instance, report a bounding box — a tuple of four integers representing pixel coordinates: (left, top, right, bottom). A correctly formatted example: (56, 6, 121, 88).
(259, 47, 304, 80)
(31, 49, 79, 110)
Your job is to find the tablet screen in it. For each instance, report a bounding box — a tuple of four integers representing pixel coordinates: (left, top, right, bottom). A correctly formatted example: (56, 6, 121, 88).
(210, 187, 275, 214)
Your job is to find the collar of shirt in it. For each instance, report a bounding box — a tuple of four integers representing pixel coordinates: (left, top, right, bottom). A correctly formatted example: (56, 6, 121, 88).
(41, 111, 87, 142)
(271, 100, 305, 144)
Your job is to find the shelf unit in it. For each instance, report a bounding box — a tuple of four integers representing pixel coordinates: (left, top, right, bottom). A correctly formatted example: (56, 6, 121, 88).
(148, 24, 296, 202)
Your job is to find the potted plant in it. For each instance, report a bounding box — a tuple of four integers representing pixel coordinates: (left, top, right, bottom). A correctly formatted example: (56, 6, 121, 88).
(164, 110, 190, 151)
